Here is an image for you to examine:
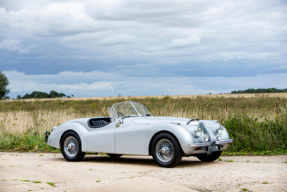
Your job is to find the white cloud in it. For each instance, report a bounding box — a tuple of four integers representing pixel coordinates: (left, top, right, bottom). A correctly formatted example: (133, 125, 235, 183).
(171, 35, 201, 48)
(4, 70, 287, 98)
(0, 39, 21, 51)
(0, 39, 37, 54)
(0, 0, 287, 97)
(98, 34, 135, 45)
(18, 44, 38, 55)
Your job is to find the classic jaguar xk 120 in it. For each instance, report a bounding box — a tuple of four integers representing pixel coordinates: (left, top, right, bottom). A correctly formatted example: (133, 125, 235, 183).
(46, 101, 233, 167)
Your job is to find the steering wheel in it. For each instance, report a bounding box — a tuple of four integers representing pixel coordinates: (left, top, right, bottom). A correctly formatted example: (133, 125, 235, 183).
(117, 112, 124, 117)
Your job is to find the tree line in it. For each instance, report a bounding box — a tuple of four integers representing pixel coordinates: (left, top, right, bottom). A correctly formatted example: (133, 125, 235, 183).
(231, 88, 287, 94)
(1, 70, 72, 99)
(17, 90, 73, 99)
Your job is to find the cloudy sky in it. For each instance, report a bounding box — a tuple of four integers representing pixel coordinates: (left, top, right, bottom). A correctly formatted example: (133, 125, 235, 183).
(0, 0, 287, 98)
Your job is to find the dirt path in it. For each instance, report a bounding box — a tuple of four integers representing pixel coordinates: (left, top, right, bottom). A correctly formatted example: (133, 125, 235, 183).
(0, 153, 286, 192)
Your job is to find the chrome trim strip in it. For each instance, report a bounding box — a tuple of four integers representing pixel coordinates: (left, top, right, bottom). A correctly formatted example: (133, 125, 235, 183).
(214, 139, 233, 145)
(189, 142, 211, 147)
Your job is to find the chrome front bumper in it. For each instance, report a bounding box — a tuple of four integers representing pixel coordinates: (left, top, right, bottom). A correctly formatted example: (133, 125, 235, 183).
(188, 139, 233, 154)
(189, 139, 233, 147)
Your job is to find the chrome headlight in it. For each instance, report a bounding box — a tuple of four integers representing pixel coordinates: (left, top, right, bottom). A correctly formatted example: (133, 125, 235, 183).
(217, 125, 224, 135)
(194, 126, 202, 138)
(216, 125, 224, 140)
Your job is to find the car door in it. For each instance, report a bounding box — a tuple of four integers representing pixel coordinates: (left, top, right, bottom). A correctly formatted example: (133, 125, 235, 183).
(114, 117, 151, 155)
(85, 121, 115, 153)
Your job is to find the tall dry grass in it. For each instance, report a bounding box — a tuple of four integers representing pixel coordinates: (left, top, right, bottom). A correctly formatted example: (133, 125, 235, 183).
(0, 96, 285, 135)
(0, 95, 286, 153)
(3, 92, 287, 102)
(0, 109, 106, 136)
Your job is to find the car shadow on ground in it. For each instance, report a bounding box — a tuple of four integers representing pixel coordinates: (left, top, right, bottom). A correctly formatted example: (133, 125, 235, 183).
(53, 155, 215, 168)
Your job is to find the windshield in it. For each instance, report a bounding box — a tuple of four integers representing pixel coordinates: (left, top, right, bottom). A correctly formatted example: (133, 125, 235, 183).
(107, 107, 116, 119)
(112, 101, 152, 117)
(131, 101, 151, 116)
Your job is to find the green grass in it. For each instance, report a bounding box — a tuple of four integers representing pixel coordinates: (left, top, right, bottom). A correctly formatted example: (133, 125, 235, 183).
(242, 188, 248, 191)
(218, 157, 222, 161)
(262, 182, 268, 184)
(226, 159, 233, 162)
(32, 181, 41, 183)
(46, 182, 55, 187)
(254, 161, 260, 163)
(96, 180, 101, 182)
(20, 180, 30, 182)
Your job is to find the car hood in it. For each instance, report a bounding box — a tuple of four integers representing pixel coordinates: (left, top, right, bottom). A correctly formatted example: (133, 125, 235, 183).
(132, 116, 217, 125)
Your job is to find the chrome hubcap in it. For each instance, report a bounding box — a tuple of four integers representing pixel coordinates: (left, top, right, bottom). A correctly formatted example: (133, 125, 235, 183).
(160, 147, 169, 154)
(64, 136, 79, 157)
(156, 139, 174, 162)
(67, 143, 75, 150)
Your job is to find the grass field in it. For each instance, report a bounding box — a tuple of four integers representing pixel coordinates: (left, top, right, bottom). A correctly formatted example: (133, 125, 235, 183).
(4, 92, 287, 102)
(0, 94, 286, 155)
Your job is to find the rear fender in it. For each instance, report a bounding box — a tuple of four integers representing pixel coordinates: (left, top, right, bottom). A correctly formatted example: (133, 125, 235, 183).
(48, 123, 89, 151)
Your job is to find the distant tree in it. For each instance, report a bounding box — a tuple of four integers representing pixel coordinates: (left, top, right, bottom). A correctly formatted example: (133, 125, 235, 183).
(17, 95, 22, 99)
(0, 71, 10, 99)
(231, 88, 287, 94)
(21, 90, 68, 99)
(48, 90, 66, 98)
(30, 91, 49, 98)
(22, 93, 31, 99)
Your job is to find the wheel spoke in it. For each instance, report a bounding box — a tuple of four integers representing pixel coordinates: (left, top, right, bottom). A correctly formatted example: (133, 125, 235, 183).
(64, 136, 79, 158)
(155, 139, 174, 162)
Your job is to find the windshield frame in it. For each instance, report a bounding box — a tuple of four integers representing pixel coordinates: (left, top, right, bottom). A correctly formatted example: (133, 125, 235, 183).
(111, 101, 152, 118)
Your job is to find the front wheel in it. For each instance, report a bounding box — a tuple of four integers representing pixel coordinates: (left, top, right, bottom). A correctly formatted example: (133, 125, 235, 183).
(151, 133, 182, 167)
(197, 151, 222, 162)
(61, 132, 86, 161)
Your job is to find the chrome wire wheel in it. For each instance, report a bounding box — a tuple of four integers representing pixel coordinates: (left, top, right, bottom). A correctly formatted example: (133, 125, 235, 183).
(155, 139, 174, 162)
(64, 136, 79, 158)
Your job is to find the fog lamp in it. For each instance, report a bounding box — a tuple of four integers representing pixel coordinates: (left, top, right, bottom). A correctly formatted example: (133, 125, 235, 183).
(204, 134, 209, 142)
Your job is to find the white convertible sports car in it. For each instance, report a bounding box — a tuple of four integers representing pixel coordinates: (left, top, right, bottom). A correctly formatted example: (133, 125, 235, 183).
(46, 101, 233, 167)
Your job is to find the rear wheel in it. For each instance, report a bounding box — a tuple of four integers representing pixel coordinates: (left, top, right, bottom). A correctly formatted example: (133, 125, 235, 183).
(151, 133, 182, 167)
(107, 154, 122, 158)
(61, 132, 85, 161)
(197, 151, 222, 162)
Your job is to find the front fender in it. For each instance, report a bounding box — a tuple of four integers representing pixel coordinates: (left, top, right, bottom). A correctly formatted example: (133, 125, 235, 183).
(47, 122, 89, 151)
(151, 124, 194, 155)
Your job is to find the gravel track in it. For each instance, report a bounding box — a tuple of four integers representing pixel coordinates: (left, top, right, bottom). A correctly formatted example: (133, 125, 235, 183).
(0, 152, 286, 192)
